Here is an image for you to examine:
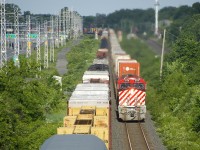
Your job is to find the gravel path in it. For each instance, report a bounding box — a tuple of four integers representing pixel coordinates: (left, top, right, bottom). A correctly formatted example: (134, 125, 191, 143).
(56, 40, 80, 76)
(146, 39, 170, 55)
(56, 47, 70, 76)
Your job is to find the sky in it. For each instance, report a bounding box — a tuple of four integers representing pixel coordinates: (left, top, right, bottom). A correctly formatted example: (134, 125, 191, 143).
(7, 0, 199, 16)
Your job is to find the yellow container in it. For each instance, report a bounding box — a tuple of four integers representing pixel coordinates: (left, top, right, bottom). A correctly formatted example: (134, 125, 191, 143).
(57, 127, 74, 134)
(91, 127, 109, 142)
(96, 108, 109, 116)
(68, 108, 80, 116)
(74, 125, 91, 134)
(63, 116, 77, 127)
(94, 116, 108, 127)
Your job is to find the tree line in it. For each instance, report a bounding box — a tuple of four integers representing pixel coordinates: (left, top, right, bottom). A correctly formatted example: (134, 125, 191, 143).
(83, 2, 200, 36)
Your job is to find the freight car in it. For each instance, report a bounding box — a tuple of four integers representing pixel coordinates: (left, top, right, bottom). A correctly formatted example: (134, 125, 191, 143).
(109, 29, 147, 121)
(56, 37, 110, 150)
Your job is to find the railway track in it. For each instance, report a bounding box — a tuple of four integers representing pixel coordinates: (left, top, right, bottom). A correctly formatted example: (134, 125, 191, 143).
(108, 34, 152, 150)
(125, 121, 151, 150)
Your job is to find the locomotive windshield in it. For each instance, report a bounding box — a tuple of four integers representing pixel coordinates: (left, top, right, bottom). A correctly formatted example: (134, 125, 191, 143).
(119, 83, 145, 91)
(133, 83, 145, 90)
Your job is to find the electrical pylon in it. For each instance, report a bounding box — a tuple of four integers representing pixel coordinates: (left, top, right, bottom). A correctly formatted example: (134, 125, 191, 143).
(1, 0, 7, 68)
(43, 21, 48, 69)
(50, 16, 54, 62)
(26, 15, 31, 57)
(14, 7, 19, 58)
(36, 22, 41, 71)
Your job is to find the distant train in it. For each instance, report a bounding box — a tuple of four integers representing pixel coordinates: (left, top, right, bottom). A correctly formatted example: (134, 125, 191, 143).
(109, 29, 147, 121)
(83, 27, 103, 35)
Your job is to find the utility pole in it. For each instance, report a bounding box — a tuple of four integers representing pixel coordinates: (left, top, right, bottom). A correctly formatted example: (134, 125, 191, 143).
(26, 15, 31, 57)
(44, 21, 48, 69)
(1, 0, 7, 68)
(160, 29, 166, 80)
(36, 22, 41, 71)
(155, 0, 159, 35)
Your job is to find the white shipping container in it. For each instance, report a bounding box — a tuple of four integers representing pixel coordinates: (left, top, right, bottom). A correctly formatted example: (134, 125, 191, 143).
(72, 90, 109, 96)
(82, 71, 109, 84)
(70, 95, 108, 100)
(68, 100, 109, 108)
(76, 83, 108, 88)
(114, 54, 131, 73)
(93, 59, 108, 65)
(84, 71, 109, 75)
(68, 95, 110, 107)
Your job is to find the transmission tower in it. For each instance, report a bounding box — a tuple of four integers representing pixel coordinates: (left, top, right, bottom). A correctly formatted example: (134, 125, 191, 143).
(1, 0, 7, 68)
(26, 15, 31, 57)
(59, 11, 63, 46)
(66, 7, 70, 39)
(55, 15, 59, 48)
(63, 9, 66, 45)
(44, 21, 48, 69)
(50, 16, 54, 62)
(70, 9, 74, 39)
(14, 7, 19, 58)
(36, 22, 41, 71)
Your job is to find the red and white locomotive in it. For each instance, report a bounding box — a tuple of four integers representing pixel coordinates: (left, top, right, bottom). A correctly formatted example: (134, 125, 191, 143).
(109, 29, 147, 121)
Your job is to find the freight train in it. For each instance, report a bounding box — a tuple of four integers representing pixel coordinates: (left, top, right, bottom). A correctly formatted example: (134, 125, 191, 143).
(109, 29, 147, 121)
(41, 29, 146, 149)
(44, 33, 110, 150)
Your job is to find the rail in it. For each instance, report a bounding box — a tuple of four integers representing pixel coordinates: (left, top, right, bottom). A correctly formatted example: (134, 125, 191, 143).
(125, 120, 151, 150)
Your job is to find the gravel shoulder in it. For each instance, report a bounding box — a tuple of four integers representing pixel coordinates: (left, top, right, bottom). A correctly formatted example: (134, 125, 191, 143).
(146, 39, 170, 55)
(56, 47, 70, 76)
(56, 40, 80, 76)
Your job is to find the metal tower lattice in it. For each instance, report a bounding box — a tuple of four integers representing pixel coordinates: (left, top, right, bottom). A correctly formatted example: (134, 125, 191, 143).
(59, 11, 63, 46)
(1, 0, 7, 68)
(55, 15, 59, 48)
(44, 21, 48, 69)
(50, 16, 54, 62)
(26, 15, 31, 57)
(66, 8, 70, 39)
(14, 7, 19, 57)
(155, 0, 159, 35)
(36, 22, 41, 71)
(63, 9, 66, 45)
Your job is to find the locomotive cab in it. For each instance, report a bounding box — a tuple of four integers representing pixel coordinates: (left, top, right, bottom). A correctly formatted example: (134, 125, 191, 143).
(117, 74, 147, 121)
(117, 74, 146, 91)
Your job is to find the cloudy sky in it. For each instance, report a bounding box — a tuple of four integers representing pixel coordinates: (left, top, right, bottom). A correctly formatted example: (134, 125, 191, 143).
(7, 0, 199, 16)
